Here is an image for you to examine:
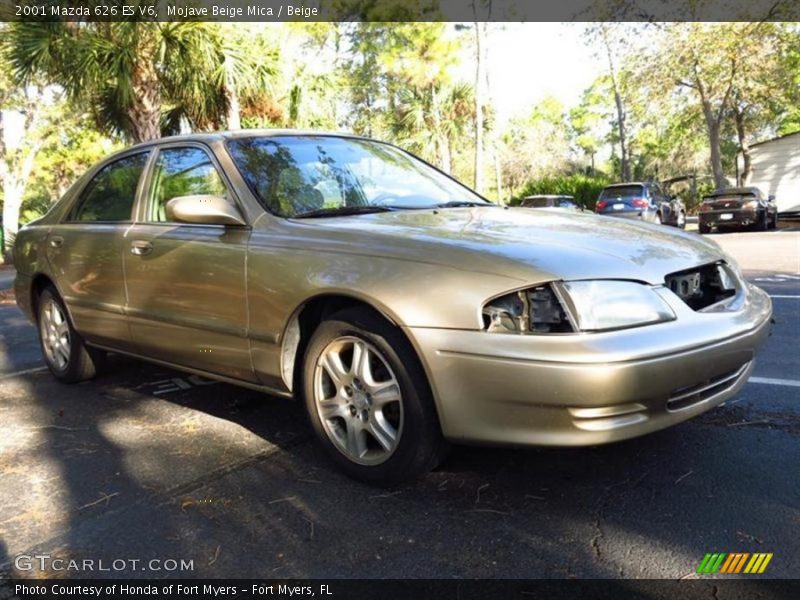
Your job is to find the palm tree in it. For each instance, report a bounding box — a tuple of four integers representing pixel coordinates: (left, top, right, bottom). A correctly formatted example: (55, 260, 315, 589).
(7, 22, 266, 142)
(395, 82, 474, 174)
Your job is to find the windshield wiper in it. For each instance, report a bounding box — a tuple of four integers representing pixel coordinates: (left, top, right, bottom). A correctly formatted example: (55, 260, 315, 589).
(435, 200, 495, 208)
(293, 205, 395, 219)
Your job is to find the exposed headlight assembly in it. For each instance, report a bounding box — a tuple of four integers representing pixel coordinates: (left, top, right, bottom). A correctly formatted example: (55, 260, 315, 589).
(482, 280, 676, 334)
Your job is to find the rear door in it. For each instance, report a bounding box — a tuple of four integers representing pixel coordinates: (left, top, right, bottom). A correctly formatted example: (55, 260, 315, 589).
(45, 151, 150, 348)
(123, 144, 255, 382)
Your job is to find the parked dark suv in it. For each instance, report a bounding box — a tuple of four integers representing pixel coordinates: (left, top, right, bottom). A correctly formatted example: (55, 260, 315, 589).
(595, 182, 686, 228)
(698, 187, 778, 233)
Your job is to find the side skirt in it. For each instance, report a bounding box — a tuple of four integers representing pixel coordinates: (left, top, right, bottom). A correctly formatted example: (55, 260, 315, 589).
(87, 342, 294, 399)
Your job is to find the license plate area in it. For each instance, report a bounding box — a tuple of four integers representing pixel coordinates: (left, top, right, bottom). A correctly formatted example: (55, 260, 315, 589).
(720, 213, 734, 220)
(613, 203, 625, 210)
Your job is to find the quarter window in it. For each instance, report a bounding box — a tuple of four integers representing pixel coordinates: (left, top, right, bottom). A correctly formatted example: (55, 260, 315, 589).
(148, 147, 229, 222)
(70, 153, 148, 222)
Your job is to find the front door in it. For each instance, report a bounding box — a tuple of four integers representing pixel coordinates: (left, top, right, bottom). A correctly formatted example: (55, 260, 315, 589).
(46, 152, 150, 348)
(123, 145, 254, 382)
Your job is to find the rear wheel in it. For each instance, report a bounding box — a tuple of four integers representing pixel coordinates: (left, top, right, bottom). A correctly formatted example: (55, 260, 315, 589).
(699, 222, 711, 234)
(37, 287, 105, 383)
(757, 210, 769, 231)
(302, 307, 448, 485)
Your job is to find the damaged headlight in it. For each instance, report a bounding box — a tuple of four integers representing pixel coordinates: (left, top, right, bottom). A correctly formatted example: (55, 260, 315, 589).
(482, 281, 675, 334)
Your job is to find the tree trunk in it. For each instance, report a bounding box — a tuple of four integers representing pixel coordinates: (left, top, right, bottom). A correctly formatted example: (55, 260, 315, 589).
(430, 88, 451, 173)
(439, 134, 452, 174)
(473, 21, 484, 193)
(2, 183, 23, 255)
(494, 149, 503, 204)
(602, 27, 630, 181)
(734, 105, 752, 185)
(701, 100, 726, 190)
(225, 59, 241, 130)
(613, 86, 631, 181)
(128, 64, 162, 143)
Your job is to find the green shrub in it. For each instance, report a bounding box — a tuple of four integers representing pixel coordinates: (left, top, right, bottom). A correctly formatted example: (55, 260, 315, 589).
(513, 174, 611, 210)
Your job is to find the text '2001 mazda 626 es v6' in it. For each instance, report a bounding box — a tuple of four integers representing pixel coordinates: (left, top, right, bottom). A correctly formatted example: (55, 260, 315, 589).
(13, 131, 773, 485)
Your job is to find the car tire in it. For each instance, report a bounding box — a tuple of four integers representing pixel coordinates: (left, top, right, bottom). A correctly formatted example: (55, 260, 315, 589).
(37, 286, 105, 383)
(770, 212, 778, 230)
(302, 307, 448, 486)
(699, 222, 711, 234)
(757, 210, 769, 231)
(676, 211, 686, 229)
(654, 212, 662, 225)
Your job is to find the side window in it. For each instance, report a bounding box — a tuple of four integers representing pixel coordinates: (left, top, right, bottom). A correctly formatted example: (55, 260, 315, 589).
(70, 153, 148, 223)
(148, 147, 229, 222)
(649, 185, 661, 204)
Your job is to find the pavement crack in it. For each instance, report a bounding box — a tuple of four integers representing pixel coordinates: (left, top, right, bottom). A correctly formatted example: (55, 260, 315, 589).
(590, 518, 603, 560)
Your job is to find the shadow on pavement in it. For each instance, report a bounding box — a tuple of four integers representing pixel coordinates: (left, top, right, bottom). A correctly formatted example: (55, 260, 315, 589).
(0, 317, 798, 578)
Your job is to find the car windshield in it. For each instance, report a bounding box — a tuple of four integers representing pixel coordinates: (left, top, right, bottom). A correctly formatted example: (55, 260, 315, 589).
(600, 185, 644, 200)
(226, 135, 490, 218)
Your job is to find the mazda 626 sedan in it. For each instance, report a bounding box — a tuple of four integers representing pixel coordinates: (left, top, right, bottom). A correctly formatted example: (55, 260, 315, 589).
(13, 131, 773, 485)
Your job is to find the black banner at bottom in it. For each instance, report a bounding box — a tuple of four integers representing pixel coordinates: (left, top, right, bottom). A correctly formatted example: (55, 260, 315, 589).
(1, 579, 799, 600)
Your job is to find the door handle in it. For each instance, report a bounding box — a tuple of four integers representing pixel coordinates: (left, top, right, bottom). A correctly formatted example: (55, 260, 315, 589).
(49, 236, 64, 248)
(130, 240, 153, 256)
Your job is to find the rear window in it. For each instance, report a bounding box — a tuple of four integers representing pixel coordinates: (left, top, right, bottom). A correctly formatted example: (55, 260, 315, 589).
(600, 185, 643, 200)
(704, 193, 755, 202)
(70, 153, 148, 223)
(523, 198, 552, 207)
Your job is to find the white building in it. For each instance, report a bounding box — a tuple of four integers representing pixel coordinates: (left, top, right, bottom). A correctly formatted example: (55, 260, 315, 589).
(739, 131, 800, 215)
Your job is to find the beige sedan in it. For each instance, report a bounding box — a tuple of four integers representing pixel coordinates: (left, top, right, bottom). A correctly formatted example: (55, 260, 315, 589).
(13, 131, 772, 484)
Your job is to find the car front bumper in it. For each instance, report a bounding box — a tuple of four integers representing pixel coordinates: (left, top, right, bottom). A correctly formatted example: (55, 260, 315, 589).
(406, 284, 772, 447)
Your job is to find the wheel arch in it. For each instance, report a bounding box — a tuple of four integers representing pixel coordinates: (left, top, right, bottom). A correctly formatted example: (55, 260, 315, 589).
(30, 273, 59, 320)
(279, 293, 406, 394)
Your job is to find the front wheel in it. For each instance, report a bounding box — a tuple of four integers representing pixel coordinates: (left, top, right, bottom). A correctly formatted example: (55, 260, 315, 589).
(37, 286, 105, 383)
(770, 212, 779, 230)
(654, 212, 663, 225)
(676, 211, 686, 229)
(699, 222, 711, 234)
(302, 307, 448, 485)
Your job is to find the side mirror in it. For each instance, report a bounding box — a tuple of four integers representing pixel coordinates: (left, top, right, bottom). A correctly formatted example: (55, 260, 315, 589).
(768, 194, 775, 202)
(165, 195, 246, 227)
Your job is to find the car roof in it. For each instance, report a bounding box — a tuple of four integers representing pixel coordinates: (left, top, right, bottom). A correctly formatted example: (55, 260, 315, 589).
(523, 195, 574, 199)
(97, 129, 375, 166)
(122, 129, 368, 152)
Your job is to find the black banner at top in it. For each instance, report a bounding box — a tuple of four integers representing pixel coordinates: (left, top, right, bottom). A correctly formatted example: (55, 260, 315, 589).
(0, 0, 798, 22)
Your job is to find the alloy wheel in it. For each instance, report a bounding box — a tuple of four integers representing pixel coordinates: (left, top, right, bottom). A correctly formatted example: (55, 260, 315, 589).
(40, 298, 71, 371)
(313, 336, 404, 465)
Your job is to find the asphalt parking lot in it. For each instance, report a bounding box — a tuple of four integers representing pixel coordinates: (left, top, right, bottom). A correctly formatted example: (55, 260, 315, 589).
(0, 225, 798, 580)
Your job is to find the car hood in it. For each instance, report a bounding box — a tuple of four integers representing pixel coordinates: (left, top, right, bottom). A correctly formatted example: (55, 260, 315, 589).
(284, 207, 731, 285)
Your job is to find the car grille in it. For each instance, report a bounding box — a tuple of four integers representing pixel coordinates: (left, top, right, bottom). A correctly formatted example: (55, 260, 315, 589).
(665, 262, 737, 311)
(667, 362, 751, 411)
